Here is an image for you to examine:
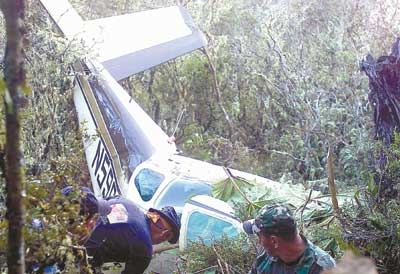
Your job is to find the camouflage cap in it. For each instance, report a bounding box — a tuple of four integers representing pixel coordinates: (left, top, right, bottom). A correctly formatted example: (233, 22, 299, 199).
(243, 204, 296, 235)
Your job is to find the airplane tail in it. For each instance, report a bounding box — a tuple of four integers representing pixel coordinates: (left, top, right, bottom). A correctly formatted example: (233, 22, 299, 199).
(39, 0, 207, 197)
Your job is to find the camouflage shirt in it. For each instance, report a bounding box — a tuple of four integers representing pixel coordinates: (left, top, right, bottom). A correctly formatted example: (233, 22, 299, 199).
(248, 236, 336, 274)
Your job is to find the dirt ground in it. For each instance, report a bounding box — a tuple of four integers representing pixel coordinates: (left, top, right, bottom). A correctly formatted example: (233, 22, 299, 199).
(100, 251, 177, 274)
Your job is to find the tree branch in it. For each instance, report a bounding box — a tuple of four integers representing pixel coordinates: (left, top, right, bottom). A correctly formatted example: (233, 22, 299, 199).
(201, 47, 235, 137)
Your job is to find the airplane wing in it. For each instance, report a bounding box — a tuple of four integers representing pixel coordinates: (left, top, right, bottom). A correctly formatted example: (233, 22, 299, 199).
(40, 0, 207, 80)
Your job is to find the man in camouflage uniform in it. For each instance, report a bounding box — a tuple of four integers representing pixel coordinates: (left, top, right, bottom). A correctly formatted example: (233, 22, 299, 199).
(243, 205, 335, 274)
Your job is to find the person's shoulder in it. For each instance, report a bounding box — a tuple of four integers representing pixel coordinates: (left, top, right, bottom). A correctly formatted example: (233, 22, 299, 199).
(253, 250, 268, 267)
(98, 196, 144, 219)
(310, 244, 336, 270)
(255, 250, 268, 262)
(253, 251, 276, 272)
(103, 196, 138, 207)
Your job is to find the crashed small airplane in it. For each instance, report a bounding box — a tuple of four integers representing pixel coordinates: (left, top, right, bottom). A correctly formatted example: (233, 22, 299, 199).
(40, 0, 330, 252)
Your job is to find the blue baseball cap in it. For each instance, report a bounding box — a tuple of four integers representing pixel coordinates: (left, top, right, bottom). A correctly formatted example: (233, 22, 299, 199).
(61, 186, 98, 216)
(149, 206, 181, 244)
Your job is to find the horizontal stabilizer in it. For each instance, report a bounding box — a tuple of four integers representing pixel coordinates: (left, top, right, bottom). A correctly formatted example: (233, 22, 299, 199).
(40, 0, 207, 80)
(85, 6, 207, 80)
(39, 0, 84, 40)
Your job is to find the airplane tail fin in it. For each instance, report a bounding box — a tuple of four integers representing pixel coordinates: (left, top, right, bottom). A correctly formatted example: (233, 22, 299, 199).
(73, 60, 178, 197)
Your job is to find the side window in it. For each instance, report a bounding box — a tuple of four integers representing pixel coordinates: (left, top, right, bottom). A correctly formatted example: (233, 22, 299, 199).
(154, 180, 211, 211)
(186, 211, 239, 245)
(134, 168, 164, 201)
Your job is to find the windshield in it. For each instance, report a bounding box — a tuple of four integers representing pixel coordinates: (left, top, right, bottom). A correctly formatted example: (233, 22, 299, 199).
(154, 179, 212, 210)
(186, 211, 239, 245)
(134, 168, 165, 201)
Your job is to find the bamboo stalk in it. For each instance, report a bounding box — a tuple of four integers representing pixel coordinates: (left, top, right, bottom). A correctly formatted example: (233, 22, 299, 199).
(327, 145, 340, 214)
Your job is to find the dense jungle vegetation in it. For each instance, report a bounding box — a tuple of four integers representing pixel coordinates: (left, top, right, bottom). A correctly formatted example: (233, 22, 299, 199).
(0, 0, 400, 273)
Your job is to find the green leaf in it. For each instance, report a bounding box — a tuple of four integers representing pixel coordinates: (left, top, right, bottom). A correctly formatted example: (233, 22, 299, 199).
(367, 178, 374, 192)
(212, 175, 254, 202)
(0, 78, 6, 95)
(212, 178, 234, 201)
(372, 184, 379, 196)
(21, 82, 32, 96)
(336, 238, 361, 256)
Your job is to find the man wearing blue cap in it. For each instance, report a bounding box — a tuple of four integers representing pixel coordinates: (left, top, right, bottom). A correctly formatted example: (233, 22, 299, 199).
(61, 187, 180, 274)
(243, 204, 335, 274)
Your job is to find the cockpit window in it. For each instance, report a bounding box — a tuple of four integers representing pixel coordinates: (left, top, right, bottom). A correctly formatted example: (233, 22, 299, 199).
(154, 179, 212, 211)
(186, 211, 239, 245)
(134, 168, 164, 201)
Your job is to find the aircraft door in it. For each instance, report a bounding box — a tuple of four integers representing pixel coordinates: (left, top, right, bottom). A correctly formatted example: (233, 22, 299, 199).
(179, 195, 243, 251)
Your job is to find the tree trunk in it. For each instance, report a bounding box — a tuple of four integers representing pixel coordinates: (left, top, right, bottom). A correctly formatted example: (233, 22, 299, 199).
(0, 0, 27, 273)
